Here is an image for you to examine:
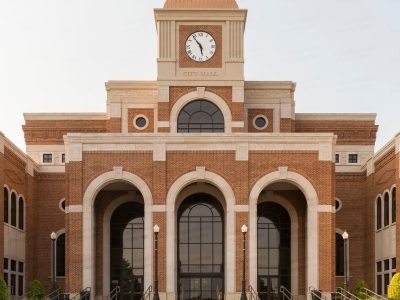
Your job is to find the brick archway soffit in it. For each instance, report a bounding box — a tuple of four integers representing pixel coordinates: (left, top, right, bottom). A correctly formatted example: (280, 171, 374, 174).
(249, 169, 318, 207)
(170, 90, 233, 133)
(166, 168, 235, 209)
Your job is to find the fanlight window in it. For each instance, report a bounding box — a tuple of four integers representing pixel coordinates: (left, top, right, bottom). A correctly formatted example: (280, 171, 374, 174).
(177, 100, 224, 133)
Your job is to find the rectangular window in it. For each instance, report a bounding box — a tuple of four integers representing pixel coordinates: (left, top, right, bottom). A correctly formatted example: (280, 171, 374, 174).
(384, 274, 390, 294)
(377, 261, 382, 272)
(392, 257, 396, 270)
(377, 275, 382, 295)
(42, 153, 53, 163)
(3, 273, 8, 285)
(18, 275, 23, 296)
(10, 274, 16, 295)
(61, 153, 65, 163)
(348, 154, 358, 164)
(335, 154, 340, 164)
(4, 258, 8, 270)
(18, 261, 24, 273)
(11, 259, 16, 271)
(384, 259, 390, 271)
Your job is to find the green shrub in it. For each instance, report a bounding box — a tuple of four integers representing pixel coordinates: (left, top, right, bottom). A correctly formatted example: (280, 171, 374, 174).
(354, 280, 368, 299)
(0, 277, 8, 300)
(27, 280, 44, 300)
(389, 273, 400, 300)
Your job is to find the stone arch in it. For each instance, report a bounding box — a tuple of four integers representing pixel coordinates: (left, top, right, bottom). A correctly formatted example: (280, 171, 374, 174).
(82, 169, 153, 295)
(249, 168, 320, 291)
(165, 167, 236, 294)
(170, 90, 233, 133)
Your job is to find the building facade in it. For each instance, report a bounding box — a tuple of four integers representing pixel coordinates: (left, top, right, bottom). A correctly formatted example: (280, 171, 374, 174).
(0, 1, 399, 299)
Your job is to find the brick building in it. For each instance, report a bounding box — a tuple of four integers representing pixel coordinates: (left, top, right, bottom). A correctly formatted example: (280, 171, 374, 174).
(0, 0, 399, 299)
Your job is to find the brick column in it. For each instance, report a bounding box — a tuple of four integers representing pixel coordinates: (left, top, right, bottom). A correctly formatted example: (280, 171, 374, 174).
(235, 212, 249, 293)
(153, 212, 166, 293)
(318, 211, 335, 292)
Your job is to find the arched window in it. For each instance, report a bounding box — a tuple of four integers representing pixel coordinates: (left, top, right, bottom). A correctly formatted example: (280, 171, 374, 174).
(4, 188, 9, 223)
(11, 192, 17, 227)
(336, 233, 344, 276)
(56, 233, 65, 277)
(384, 192, 389, 227)
(377, 197, 382, 230)
(392, 188, 396, 224)
(18, 197, 24, 230)
(177, 100, 224, 133)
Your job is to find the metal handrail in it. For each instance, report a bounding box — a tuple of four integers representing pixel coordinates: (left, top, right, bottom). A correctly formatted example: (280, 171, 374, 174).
(280, 286, 293, 300)
(141, 285, 152, 300)
(360, 287, 387, 300)
(249, 285, 261, 300)
(70, 287, 91, 300)
(308, 287, 325, 300)
(335, 288, 357, 300)
(106, 286, 120, 300)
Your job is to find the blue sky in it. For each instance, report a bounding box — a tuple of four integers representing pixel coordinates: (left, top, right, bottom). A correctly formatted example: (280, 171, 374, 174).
(0, 0, 399, 150)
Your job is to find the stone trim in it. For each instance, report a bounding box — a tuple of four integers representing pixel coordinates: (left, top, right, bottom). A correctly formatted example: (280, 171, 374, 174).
(295, 113, 377, 121)
(165, 168, 237, 293)
(23, 112, 107, 120)
(66, 205, 83, 213)
(317, 205, 335, 213)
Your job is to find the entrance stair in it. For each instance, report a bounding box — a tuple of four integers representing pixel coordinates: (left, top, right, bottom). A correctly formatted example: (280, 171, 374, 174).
(360, 288, 387, 300)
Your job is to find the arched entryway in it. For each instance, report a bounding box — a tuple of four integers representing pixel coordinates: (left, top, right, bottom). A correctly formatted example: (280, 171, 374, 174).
(177, 192, 225, 300)
(257, 202, 291, 300)
(110, 201, 144, 300)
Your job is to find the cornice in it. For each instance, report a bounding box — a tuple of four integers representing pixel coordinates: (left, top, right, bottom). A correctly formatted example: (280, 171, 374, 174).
(295, 113, 377, 122)
(244, 81, 296, 92)
(24, 113, 107, 121)
(105, 81, 158, 91)
(154, 8, 247, 21)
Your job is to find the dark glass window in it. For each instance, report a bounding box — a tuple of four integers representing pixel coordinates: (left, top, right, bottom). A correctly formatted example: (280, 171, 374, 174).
(135, 117, 147, 128)
(335, 154, 340, 164)
(18, 261, 24, 273)
(18, 197, 24, 230)
(254, 116, 267, 129)
(348, 154, 358, 163)
(11, 274, 16, 295)
(384, 193, 390, 227)
(11, 260, 16, 271)
(178, 194, 224, 300)
(61, 200, 66, 211)
(43, 153, 53, 163)
(377, 261, 382, 272)
(11, 193, 17, 226)
(56, 234, 65, 277)
(384, 259, 390, 271)
(257, 202, 291, 295)
(377, 275, 382, 295)
(336, 233, 344, 276)
(384, 274, 390, 294)
(392, 188, 396, 223)
(61, 153, 65, 164)
(392, 258, 396, 270)
(377, 197, 382, 230)
(111, 202, 144, 300)
(4, 258, 8, 270)
(4, 188, 9, 223)
(177, 100, 224, 133)
(3, 273, 8, 285)
(18, 275, 23, 296)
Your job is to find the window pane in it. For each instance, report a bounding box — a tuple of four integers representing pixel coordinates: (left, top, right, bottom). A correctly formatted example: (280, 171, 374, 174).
(11, 260, 16, 271)
(384, 259, 390, 271)
(392, 257, 396, 270)
(377, 198, 382, 230)
(384, 274, 390, 294)
(377, 275, 382, 295)
(18, 275, 23, 296)
(392, 188, 396, 223)
(4, 258, 8, 270)
(18, 197, 24, 230)
(11, 274, 16, 295)
(11, 193, 16, 226)
(384, 193, 390, 226)
(18, 262, 24, 273)
(4, 188, 8, 223)
(56, 234, 66, 277)
(377, 261, 382, 272)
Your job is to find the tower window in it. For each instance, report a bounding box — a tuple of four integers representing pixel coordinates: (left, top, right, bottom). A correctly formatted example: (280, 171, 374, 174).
(43, 153, 53, 163)
(178, 100, 224, 133)
(348, 154, 358, 164)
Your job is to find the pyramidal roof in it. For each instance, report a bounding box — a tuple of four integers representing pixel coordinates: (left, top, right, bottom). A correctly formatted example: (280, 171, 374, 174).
(163, 0, 239, 9)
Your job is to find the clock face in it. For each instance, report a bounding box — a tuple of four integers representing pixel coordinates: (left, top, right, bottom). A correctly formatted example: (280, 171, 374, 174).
(185, 31, 216, 62)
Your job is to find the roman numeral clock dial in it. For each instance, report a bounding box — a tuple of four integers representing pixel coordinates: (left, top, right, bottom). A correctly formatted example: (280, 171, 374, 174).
(185, 31, 216, 62)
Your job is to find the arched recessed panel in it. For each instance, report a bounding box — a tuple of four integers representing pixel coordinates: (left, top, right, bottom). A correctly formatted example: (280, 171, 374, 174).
(336, 233, 344, 276)
(177, 100, 224, 133)
(257, 202, 291, 300)
(384, 193, 389, 227)
(110, 202, 144, 300)
(56, 233, 65, 277)
(392, 188, 396, 224)
(377, 197, 382, 230)
(11, 192, 16, 227)
(177, 193, 224, 300)
(4, 188, 9, 223)
(18, 197, 24, 230)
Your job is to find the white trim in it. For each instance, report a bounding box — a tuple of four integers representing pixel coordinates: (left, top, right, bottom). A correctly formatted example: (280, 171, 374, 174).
(253, 114, 269, 130)
(249, 168, 319, 291)
(66, 205, 83, 213)
(295, 113, 377, 121)
(158, 121, 170, 128)
(235, 205, 249, 212)
(244, 103, 280, 133)
(165, 168, 236, 294)
(317, 205, 335, 213)
(23, 113, 107, 120)
(169, 91, 233, 133)
(82, 170, 153, 298)
(152, 205, 167, 212)
(335, 198, 343, 213)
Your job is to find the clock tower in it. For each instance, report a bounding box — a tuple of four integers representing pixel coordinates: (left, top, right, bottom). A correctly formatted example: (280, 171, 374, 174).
(154, 0, 247, 83)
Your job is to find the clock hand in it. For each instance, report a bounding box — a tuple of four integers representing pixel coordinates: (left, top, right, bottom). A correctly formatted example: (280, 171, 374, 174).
(192, 35, 204, 55)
